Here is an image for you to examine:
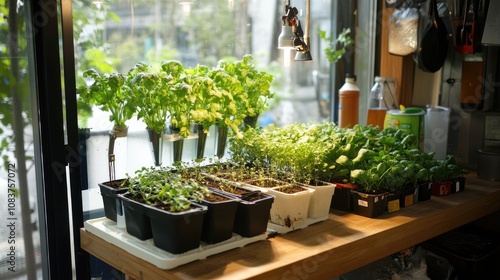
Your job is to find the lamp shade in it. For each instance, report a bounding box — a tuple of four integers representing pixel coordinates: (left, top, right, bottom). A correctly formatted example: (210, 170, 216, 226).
(294, 50, 312, 61)
(278, 26, 295, 49)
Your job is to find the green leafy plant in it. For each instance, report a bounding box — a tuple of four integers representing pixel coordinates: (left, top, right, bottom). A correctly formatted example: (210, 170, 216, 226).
(187, 65, 232, 134)
(128, 62, 172, 134)
(207, 64, 246, 137)
(155, 177, 209, 212)
(428, 155, 469, 182)
(217, 55, 275, 119)
(319, 28, 354, 64)
(79, 69, 136, 129)
(230, 122, 338, 184)
(125, 166, 209, 212)
(126, 166, 172, 205)
(156, 60, 192, 138)
(229, 120, 470, 194)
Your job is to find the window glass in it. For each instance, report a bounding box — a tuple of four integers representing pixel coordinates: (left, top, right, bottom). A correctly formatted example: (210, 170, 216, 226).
(76, 0, 336, 128)
(1, 1, 43, 278)
(75, 0, 342, 177)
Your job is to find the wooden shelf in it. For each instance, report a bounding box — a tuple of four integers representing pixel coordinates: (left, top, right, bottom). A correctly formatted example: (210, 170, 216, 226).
(80, 174, 500, 279)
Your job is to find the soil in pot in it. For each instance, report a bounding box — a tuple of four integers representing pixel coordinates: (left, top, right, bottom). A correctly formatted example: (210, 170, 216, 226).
(200, 176, 274, 237)
(244, 178, 287, 191)
(199, 192, 239, 244)
(197, 176, 244, 196)
(247, 178, 285, 187)
(99, 179, 128, 222)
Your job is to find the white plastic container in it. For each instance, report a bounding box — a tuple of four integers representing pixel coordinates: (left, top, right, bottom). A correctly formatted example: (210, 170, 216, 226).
(424, 106, 450, 160)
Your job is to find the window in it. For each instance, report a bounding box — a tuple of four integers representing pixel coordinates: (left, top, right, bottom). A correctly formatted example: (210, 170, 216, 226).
(74, 2, 376, 276)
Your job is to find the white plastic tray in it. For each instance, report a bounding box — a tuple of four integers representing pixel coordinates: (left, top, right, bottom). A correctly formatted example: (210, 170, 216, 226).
(84, 217, 267, 270)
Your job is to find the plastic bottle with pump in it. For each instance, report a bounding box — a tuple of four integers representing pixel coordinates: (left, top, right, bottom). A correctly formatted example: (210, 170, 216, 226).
(338, 74, 360, 128)
(366, 76, 389, 129)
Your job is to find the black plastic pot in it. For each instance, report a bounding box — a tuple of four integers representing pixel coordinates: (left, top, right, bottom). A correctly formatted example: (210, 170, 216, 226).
(147, 203, 207, 254)
(399, 185, 418, 207)
(351, 191, 387, 218)
(418, 181, 432, 202)
(147, 129, 164, 166)
(212, 186, 274, 238)
(243, 115, 259, 128)
(99, 179, 128, 222)
(386, 191, 401, 213)
(216, 125, 228, 158)
(451, 177, 466, 193)
(118, 193, 153, 240)
(199, 192, 239, 244)
(173, 138, 184, 163)
(196, 124, 208, 159)
(331, 183, 357, 212)
(431, 181, 452, 196)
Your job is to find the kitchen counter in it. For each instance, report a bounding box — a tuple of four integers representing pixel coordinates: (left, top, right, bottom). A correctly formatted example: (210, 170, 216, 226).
(80, 173, 500, 279)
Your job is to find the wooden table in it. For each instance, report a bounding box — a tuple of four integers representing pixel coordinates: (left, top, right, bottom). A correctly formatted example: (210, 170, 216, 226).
(80, 174, 500, 279)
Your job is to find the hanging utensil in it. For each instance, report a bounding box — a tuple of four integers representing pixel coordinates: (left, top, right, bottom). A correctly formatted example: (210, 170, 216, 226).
(456, 0, 475, 54)
(414, 0, 449, 73)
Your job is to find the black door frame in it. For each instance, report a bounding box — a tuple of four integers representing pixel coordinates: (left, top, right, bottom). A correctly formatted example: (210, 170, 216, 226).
(28, 0, 88, 278)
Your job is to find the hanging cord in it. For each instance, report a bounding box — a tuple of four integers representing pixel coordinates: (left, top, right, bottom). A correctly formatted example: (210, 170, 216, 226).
(108, 133, 116, 181)
(444, 46, 457, 108)
(384, 79, 399, 109)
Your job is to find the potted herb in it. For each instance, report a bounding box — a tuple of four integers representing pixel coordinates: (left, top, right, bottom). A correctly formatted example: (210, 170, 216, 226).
(229, 122, 337, 220)
(207, 65, 247, 158)
(118, 166, 167, 240)
(79, 69, 137, 180)
(446, 156, 469, 193)
(399, 149, 432, 203)
(428, 155, 468, 196)
(118, 166, 211, 253)
(146, 176, 208, 254)
(161, 60, 192, 138)
(194, 161, 275, 238)
(79, 69, 136, 131)
(348, 151, 391, 218)
(171, 161, 241, 244)
(185, 65, 226, 159)
(270, 123, 336, 220)
(128, 62, 172, 166)
(160, 60, 196, 163)
(218, 55, 275, 128)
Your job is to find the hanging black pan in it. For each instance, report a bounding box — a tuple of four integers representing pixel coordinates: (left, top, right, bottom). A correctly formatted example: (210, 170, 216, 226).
(414, 0, 449, 73)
